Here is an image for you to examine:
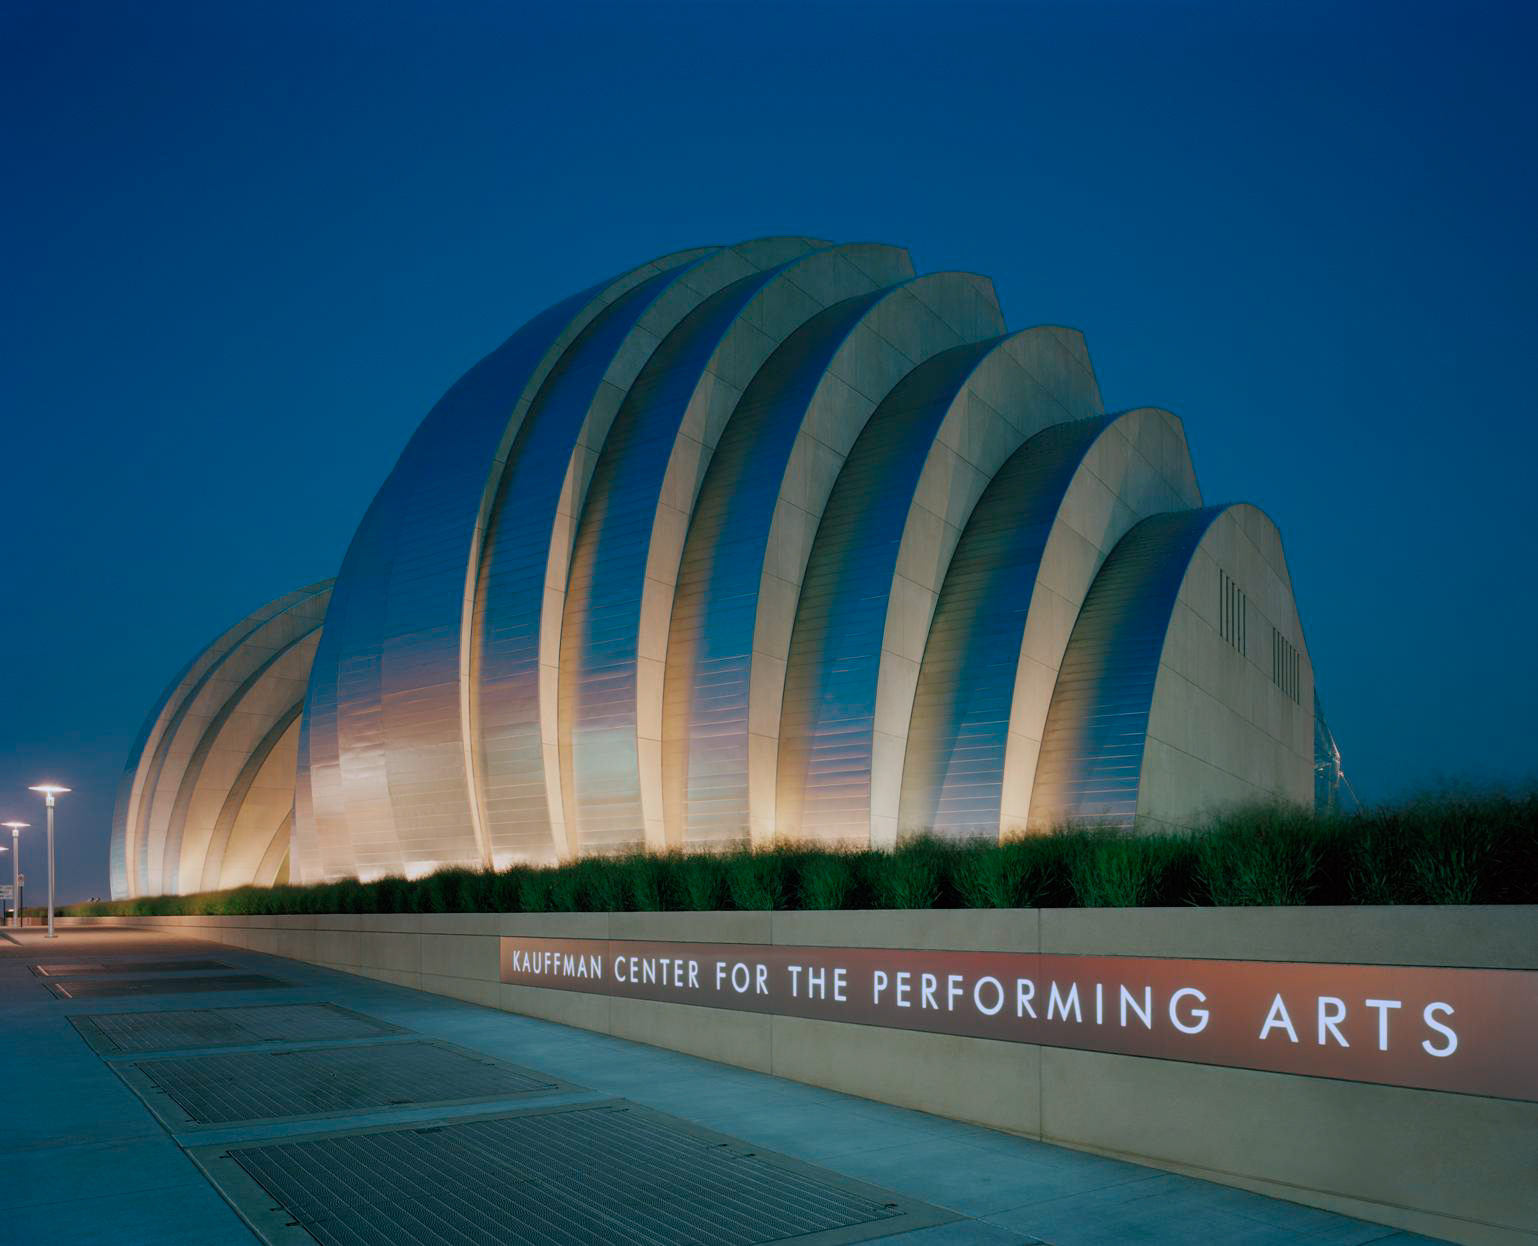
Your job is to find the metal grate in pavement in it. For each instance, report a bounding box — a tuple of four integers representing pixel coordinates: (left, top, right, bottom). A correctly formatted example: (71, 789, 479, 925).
(45, 974, 288, 999)
(32, 959, 231, 976)
(190, 1100, 953, 1246)
(70, 1004, 406, 1055)
(120, 1040, 566, 1127)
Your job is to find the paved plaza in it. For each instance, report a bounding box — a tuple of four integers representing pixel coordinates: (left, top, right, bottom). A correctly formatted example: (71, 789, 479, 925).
(1, 927, 1441, 1245)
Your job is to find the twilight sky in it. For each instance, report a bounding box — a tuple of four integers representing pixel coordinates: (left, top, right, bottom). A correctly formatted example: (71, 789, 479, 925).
(3, 0, 1534, 903)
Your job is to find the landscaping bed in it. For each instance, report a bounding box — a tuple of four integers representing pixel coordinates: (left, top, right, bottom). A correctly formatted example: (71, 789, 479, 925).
(75, 791, 1537, 916)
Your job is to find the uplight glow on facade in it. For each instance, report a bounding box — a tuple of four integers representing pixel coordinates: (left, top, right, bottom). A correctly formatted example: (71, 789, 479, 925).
(111, 238, 1315, 897)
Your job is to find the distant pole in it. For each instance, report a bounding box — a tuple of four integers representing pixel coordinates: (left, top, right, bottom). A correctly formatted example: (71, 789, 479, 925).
(47, 801, 54, 937)
(1, 822, 26, 928)
(28, 786, 69, 939)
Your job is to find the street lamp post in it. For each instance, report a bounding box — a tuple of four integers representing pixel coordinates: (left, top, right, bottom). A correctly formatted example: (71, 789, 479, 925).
(28, 787, 69, 939)
(1, 823, 27, 929)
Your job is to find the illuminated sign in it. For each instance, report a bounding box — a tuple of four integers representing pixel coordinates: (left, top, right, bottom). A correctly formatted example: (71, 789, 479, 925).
(500, 937, 1537, 1101)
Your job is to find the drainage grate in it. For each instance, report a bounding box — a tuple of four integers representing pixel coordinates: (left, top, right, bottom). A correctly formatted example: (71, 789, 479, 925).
(46, 974, 288, 999)
(70, 1004, 406, 1055)
(191, 1101, 952, 1246)
(121, 1040, 564, 1127)
(32, 959, 231, 976)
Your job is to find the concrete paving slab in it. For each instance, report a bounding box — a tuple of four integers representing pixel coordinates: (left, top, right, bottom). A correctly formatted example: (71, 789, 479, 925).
(2, 926, 1449, 1245)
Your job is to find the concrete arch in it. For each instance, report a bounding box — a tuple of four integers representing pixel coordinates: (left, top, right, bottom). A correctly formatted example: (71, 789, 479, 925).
(559, 244, 918, 855)
(899, 410, 1201, 839)
(200, 707, 301, 891)
(113, 582, 324, 898)
(161, 631, 320, 894)
(110, 582, 330, 899)
(254, 811, 293, 887)
(1028, 503, 1312, 831)
(470, 241, 904, 866)
(138, 587, 329, 896)
(295, 246, 723, 882)
(767, 327, 1104, 848)
(113, 644, 235, 899)
(665, 284, 1037, 849)
(112, 620, 253, 899)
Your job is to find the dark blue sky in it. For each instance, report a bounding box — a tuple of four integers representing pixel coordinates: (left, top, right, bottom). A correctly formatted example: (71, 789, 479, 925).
(3, 1, 1534, 903)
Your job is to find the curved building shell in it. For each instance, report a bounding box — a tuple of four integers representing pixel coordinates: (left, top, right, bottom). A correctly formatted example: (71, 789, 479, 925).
(113, 238, 1319, 897)
(111, 581, 332, 898)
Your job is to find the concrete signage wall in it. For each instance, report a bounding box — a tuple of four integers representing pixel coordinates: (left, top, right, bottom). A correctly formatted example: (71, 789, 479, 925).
(69, 907, 1538, 1246)
(502, 937, 1536, 1101)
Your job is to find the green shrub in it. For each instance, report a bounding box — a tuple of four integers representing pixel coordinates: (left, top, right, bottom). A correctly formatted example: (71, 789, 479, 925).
(724, 848, 787, 910)
(491, 868, 526, 912)
(1490, 790, 1538, 904)
(458, 870, 498, 912)
(420, 869, 464, 913)
(1408, 793, 1497, 903)
(1065, 832, 1194, 907)
(952, 838, 1056, 908)
(798, 851, 857, 909)
(370, 875, 413, 913)
(1194, 806, 1327, 906)
(62, 789, 1538, 916)
(625, 853, 671, 911)
(675, 852, 727, 911)
(1345, 806, 1399, 903)
(1346, 791, 1516, 905)
(871, 838, 946, 909)
(342, 878, 377, 913)
(518, 869, 553, 913)
(577, 857, 630, 912)
(546, 861, 593, 912)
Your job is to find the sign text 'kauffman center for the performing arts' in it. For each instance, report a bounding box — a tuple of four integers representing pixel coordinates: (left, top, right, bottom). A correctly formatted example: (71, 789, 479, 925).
(501, 936, 1537, 1102)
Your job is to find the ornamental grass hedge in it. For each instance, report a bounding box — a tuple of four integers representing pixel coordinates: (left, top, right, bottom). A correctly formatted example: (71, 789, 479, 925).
(68, 790, 1538, 917)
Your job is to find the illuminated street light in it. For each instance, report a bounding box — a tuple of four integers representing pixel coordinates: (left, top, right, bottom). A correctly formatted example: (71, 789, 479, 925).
(0, 821, 24, 929)
(27, 786, 69, 939)
(2, 822, 28, 929)
(0, 818, 23, 929)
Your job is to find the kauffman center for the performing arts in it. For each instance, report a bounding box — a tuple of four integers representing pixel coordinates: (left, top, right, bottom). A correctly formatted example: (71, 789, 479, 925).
(111, 237, 1342, 899)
